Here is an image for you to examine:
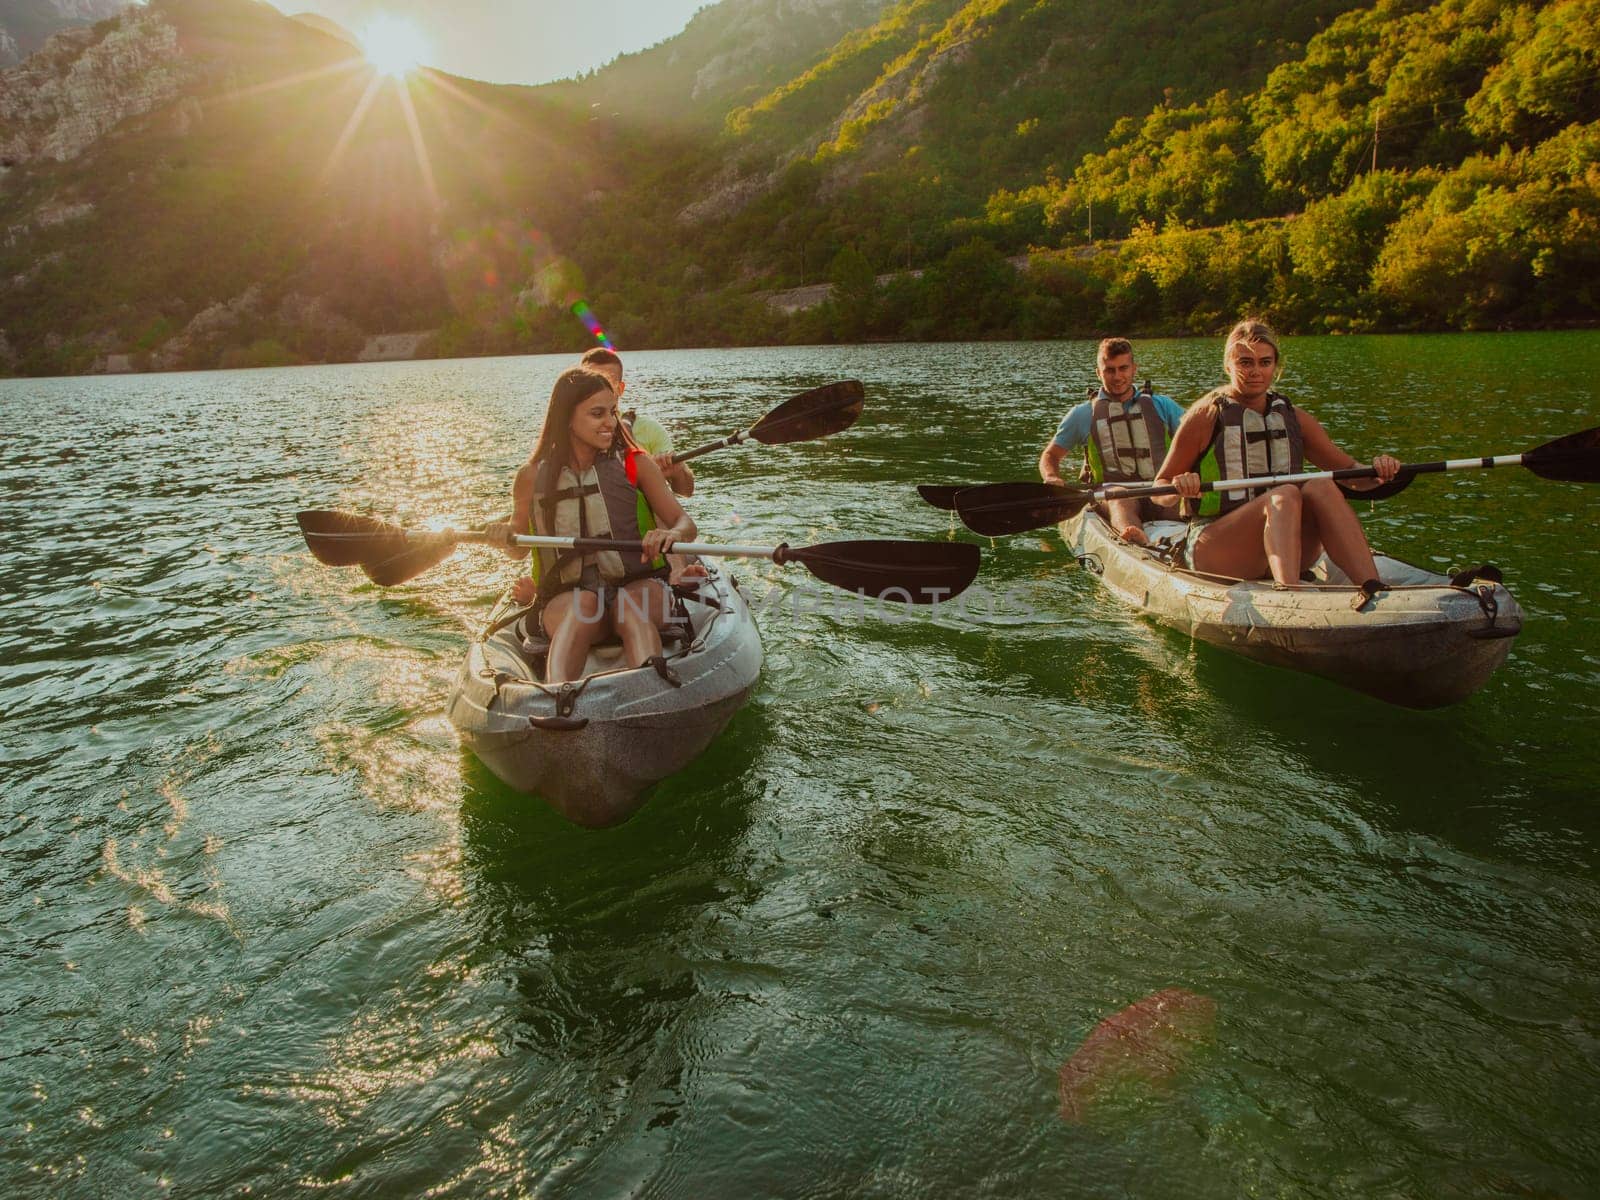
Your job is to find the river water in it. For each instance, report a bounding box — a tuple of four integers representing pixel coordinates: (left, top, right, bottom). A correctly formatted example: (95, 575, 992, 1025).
(3, 335, 1597, 1197)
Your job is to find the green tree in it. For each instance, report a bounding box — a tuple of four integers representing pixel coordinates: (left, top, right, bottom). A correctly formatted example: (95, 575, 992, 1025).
(1286, 169, 1435, 317)
(925, 238, 1018, 338)
(1466, 0, 1600, 145)
(826, 244, 879, 341)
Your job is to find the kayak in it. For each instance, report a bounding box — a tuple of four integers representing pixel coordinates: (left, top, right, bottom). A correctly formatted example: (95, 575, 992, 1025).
(446, 562, 763, 825)
(1060, 509, 1523, 708)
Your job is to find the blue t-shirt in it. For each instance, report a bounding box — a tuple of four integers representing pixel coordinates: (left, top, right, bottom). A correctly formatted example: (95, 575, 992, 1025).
(1051, 390, 1186, 451)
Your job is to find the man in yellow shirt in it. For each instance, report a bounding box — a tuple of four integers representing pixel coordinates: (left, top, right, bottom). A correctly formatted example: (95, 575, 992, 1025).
(580, 348, 694, 496)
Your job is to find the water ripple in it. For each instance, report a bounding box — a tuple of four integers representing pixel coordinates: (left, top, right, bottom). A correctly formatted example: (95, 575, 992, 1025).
(1, 341, 1597, 1196)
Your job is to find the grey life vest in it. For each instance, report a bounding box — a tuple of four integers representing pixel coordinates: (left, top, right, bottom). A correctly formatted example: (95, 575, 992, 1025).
(1201, 389, 1305, 516)
(1088, 380, 1168, 483)
(529, 453, 659, 596)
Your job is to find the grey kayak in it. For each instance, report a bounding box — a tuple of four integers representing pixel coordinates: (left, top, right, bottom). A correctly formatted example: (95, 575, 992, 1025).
(1061, 509, 1522, 709)
(446, 562, 763, 826)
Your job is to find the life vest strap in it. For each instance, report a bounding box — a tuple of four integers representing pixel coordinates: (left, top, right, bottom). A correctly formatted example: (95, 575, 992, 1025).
(538, 481, 601, 526)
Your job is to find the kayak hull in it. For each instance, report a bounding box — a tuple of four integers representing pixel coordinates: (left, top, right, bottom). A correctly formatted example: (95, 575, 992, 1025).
(447, 564, 763, 826)
(1062, 510, 1522, 709)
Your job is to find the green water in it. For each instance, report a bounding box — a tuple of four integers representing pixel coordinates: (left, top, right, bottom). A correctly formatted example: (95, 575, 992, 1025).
(2, 335, 1597, 1197)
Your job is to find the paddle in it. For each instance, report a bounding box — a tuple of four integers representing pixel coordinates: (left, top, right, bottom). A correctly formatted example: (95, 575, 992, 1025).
(296, 510, 979, 602)
(669, 379, 865, 464)
(297, 510, 464, 584)
(920, 474, 1413, 510)
(940, 425, 1600, 536)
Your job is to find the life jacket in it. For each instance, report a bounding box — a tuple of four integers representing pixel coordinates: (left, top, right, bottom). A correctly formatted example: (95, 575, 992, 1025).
(1084, 380, 1168, 484)
(529, 448, 663, 596)
(1191, 389, 1305, 517)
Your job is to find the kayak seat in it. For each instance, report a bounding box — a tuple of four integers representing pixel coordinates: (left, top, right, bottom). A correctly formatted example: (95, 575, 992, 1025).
(1142, 519, 1187, 543)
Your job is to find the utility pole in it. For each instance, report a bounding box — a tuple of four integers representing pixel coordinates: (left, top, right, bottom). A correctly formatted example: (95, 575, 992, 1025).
(1087, 195, 1093, 242)
(1372, 105, 1382, 173)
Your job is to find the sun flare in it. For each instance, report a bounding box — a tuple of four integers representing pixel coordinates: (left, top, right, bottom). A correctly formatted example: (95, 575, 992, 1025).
(361, 15, 427, 78)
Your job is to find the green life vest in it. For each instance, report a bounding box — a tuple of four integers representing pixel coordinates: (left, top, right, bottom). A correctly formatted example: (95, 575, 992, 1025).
(1191, 389, 1305, 517)
(529, 449, 663, 596)
(1084, 381, 1169, 484)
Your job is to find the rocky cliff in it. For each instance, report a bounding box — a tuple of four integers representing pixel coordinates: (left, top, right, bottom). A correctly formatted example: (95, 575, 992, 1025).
(0, 4, 203, 168)
(0, 0, 129, 69)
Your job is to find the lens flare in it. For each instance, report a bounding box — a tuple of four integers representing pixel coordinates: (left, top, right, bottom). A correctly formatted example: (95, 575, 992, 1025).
(572, 301, 614, 349)
(361, 16, 427, 78)
(436, 220, 615, 351)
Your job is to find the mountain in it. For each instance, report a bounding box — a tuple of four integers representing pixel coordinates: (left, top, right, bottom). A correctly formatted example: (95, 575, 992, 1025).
(558, 0, 895, 119)
(554, 0, 1373, 335)
(495, 0, 1600, 340)
(0, 0, 614, 373)
(1, 0, 1596, 376)
(0, 0, 129, 68)
(288, 11, 358, 49)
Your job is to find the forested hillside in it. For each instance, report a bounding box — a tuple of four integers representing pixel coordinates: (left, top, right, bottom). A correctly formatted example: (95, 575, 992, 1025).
(458, 0, 1376, 351)
(992, 0, 1600, 333)
(550, 0, 1600, 346)
(1, 0, 1596, 376)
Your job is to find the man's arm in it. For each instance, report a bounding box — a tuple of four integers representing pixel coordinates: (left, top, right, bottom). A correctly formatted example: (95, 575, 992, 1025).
(1040, 403, 1091, 486)
(1039, 442, 1071, 486)
(657, 455, 694, 497)
(630, 413, 694, 496)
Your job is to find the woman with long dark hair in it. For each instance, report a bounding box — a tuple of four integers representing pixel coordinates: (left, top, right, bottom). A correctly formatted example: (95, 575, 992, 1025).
(487, 366, 696, 682)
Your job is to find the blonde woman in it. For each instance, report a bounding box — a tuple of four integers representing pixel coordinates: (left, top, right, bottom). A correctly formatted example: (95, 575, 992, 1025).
(1153, 319, 1400, 593)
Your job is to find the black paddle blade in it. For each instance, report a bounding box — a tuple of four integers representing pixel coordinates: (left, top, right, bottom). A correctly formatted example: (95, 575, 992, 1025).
(1338, 472, 1417, 502)
(784, 539, 981, 603)
(298, 509, 404, 566)
(359, 535, 460, 586)
(917, 484, 963, 510)
(1525, 425, 1600, 481)
(952, 482, 1094, 537)
(748, 380, 865, 445)
(296, 509, 459, 585)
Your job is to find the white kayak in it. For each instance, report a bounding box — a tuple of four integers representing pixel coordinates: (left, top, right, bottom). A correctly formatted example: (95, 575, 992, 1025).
(446, 562, 763, 825)
(1061, 509, 1522, 708)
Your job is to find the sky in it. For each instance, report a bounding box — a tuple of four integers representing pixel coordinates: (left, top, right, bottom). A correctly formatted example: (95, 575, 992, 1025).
(264, 0, 714, 86)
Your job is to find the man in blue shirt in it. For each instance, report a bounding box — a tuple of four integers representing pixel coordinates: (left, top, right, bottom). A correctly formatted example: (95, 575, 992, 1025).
(1038, 337, 1186, 545)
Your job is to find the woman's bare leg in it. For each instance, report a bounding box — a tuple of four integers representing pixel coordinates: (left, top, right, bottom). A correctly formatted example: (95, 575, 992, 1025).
(1190, 485, 1304, 584)
(543, 589, 611, 683)
(1299, 477, 1381, 584)
(613, 579, 670, 668)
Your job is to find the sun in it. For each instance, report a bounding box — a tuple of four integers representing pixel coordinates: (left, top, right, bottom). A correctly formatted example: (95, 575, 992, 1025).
(360, 15, 428, 78)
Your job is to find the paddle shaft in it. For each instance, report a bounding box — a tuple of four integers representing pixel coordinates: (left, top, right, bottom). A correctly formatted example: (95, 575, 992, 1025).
(656, 379, 865, 465)
(670, 429, 751, 465)
(1099, 454, 1531, 503)
(465, 530, 787, 561)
